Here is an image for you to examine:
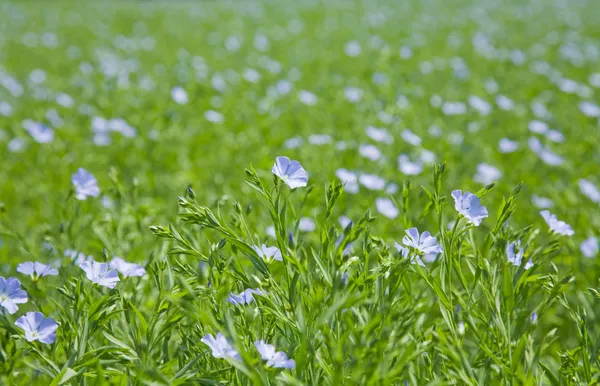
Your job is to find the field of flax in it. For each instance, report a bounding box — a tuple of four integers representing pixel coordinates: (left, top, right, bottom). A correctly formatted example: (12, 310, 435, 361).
(1, 0, 600, 384)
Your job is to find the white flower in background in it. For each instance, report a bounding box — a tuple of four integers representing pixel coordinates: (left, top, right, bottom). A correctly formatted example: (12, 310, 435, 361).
(283, 136, 303, 149)
(359, 173, 386, 191)
(252, 244, 282, 263)
(359, 144, 382, 161)
(398, 154, 423, 175)
(335, 168, 359, 193)
(496, 95, 514, 110)
(401, 129, 422, 146)
(344, 87, 363, 103)
(228, 288, 262, 305)
(498, 138, 518, 153)
(254, 340, 296, 369)
(171, 86, 188, 104)
(579, 179, 600, 204)
(579, 101, 600, 117)
(420, 149, 436, 164)
(400, 45, 412, 59)
(109, 257, 146, 278)
(474, 163, 501, 185)
(79, 261, 120, 289)
(202, 333, 240, 360)
(23, 120, 54, 143)
(204, 110, 224, 124)
(366, 126, 393, 144)
(532, 195, 554, 208)
(0, 101, 12, 117)
(385, 183, 399, 195)
(528, 120, 548, 134)
(540, 210, 574, 236)
(272, 156, 308, 189)
(442, 101, 467, 115)
(72, 168, 100, 200)
(308, 134, 331, 145)
(545, 130, 565, 143)
(298, 90, 318, 105)
(243, 68, 260, 83)
(581, 237, 598, 258)
(375, 197, 398, 219)
(451, 190, 489, 226)
(344, 41, 361, 57)
(298, 217, 316, 232)
(469, 95, 491, 115)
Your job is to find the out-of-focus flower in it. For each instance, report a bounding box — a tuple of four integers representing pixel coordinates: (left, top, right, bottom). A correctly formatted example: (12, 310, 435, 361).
(540, 210, 574, 236)
(376, 198, 399, 219)
(109, 257, 146, 277)
(474, 163, 501, 185)
(228, 288, 263, 305)
(359, 173, 386, 191)
(579, 179, 600, 204)
(498, 138, 518, 153)
(298, 217, 316, 232)
(580, 237, 598, 258)
(254, 340, 296, 369)
(398, 154, 423, 175)
(72, 168, 100, 200)
(201, 333, 240, 360)
(532, 195, 553, 209)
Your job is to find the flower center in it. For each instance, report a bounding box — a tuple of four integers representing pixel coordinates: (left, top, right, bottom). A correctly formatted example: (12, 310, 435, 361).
(0, 294, 7, 302)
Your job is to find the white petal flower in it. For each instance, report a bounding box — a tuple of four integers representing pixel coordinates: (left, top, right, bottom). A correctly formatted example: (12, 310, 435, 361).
(72, 168, 100, 200)
(254, 340, 295, 369)
(201, 333, 240, 360)
(376, 198, 399, 219)
(252, 244, 283, 263)
(540, 210, 574, 236)
(451, 190, 488, 226)
(272, 156, 308, 189)
(109, 257, 146, 278)
(580, 237, 598, 258)
(79, 261, 120, 288)
(402, 228, 443, 256)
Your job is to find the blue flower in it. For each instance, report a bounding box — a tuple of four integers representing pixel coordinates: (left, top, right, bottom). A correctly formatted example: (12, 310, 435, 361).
(402, 228, 443, 256)
(451, 190, 488, 226)
(72, 168, 100, 200)
(272, 156, 308, 189)
(79, 261, 120, 289)
(252, 244, 283, 263)
(540, 210, 574, 236)
(16, 262, 58, 280)
(506, 241, 524, 266)
(201, 333, 240, 360)
(228, 288, 263, 305)
(254, 340, 296, 369)
(581, 237, 598, 258)
(0, 277, 28, 314)
(14, 312, 58, 344)
(109, 257, 146, 278)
